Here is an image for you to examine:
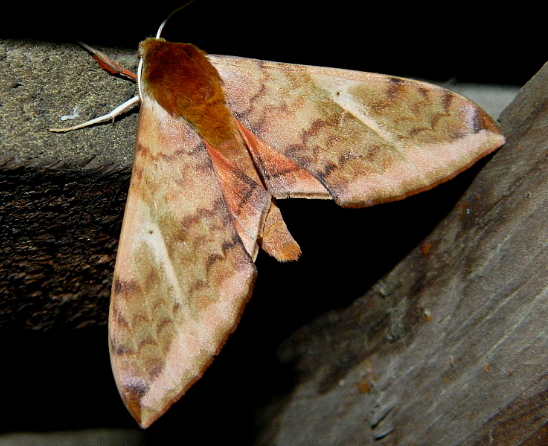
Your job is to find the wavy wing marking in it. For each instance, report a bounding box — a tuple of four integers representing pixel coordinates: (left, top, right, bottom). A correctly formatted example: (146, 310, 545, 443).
(109, 98, 256, 428)
(211, 55, 504, 207)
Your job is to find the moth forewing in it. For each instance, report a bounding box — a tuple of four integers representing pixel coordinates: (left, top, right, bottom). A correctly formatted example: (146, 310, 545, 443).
(109, 95, 257, 428)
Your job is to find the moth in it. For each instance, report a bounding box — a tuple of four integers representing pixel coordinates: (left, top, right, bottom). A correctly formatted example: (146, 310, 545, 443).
(51, 10, 504, 428)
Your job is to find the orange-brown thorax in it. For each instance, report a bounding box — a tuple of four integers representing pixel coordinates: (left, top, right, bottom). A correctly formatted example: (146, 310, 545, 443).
(138, 38, 259, 182)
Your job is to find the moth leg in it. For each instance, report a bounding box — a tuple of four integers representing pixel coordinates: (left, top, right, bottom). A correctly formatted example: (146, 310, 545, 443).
(49, 42, 141, 132)
(50, 95, 140, 132)
(78, 41, 137, 81)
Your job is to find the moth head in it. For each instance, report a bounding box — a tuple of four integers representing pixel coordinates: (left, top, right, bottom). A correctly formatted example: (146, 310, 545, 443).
(137, 1, 196, 102)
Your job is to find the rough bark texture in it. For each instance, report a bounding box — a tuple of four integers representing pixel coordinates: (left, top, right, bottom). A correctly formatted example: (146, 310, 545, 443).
(255, 63, 548, 445)
(0, 40, 138, 329)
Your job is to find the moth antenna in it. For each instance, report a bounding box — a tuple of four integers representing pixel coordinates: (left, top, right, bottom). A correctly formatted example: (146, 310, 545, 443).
(137, 58, 144, 100)
(156, 0, 196, 38)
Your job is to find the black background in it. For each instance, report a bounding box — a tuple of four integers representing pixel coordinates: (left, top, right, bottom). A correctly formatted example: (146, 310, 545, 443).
(3, 0, 542, 85)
